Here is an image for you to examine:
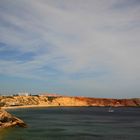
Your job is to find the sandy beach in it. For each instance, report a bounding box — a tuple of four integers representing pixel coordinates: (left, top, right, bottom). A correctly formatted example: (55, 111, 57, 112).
(1, 105, 57, 110)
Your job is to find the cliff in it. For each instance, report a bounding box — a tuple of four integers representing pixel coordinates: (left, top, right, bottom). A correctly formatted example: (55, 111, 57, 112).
(0, 109, 27, 128)
(0, 95, 140, 107)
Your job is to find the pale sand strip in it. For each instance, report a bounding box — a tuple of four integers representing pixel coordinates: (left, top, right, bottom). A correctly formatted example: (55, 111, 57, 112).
(1, 105, 57, 110)
(1, 104, 88, 110)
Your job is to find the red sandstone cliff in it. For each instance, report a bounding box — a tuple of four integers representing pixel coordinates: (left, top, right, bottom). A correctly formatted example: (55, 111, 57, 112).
(0, 95, 140, 107)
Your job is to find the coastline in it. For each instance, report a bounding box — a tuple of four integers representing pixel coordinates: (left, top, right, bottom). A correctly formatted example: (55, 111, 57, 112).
(2, 105, 140, 110)
(1, 105, 58, 110)
(0, 95, 140, 109)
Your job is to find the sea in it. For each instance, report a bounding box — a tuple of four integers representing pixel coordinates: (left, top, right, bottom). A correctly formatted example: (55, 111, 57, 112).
(0, 107, 140, 140)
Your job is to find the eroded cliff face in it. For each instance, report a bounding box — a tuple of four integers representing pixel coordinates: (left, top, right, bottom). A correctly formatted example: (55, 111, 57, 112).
(0, 109, 27, 128)
(0, 95, 140, 107)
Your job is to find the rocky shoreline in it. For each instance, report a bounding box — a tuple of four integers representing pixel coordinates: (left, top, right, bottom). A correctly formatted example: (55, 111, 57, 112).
(0, 109, 27, 128)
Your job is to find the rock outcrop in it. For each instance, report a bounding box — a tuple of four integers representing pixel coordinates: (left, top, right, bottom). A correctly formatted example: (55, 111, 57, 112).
(0, 95, 140, 107)
(0, 109, 27, 128)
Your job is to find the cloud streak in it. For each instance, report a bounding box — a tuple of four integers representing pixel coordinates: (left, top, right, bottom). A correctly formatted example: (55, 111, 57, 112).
(0, 0, 140, 97)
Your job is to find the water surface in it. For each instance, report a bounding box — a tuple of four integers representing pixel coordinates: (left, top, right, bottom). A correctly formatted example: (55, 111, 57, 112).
(1, 107, 140, 140)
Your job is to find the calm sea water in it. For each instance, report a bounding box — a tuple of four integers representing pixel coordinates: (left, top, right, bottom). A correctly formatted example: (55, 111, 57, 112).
(0, 107, 140, 140)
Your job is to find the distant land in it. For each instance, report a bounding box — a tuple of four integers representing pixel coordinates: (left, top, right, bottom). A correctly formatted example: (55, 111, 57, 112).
(0, 94, 140, 128)
(0, 93, 140, 108)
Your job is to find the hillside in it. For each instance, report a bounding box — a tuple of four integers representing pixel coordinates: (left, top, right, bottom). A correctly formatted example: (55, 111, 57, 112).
(0, 95, 140, 107)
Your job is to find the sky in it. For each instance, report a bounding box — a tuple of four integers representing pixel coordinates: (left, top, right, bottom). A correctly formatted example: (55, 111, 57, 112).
(0, 0, 140, 98)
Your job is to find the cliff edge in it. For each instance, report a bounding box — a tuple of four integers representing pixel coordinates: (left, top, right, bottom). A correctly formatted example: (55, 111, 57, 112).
(0, 95, 140, 107)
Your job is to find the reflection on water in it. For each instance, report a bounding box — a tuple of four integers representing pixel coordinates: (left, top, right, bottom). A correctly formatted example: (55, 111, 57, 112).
(1, 107, 140, 140)
(0, 128, 13, 140)
(0, 129, 6, 140)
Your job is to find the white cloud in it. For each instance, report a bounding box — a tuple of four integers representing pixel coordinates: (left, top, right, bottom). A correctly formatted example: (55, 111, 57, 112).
(0, 0, 140, 97)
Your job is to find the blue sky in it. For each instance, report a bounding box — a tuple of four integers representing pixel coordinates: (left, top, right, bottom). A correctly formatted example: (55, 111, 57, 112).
(0, 0, 140, 98)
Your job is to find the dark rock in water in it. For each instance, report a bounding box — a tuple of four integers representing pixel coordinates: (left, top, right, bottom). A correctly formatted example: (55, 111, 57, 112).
(0, 109, 27, 128)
